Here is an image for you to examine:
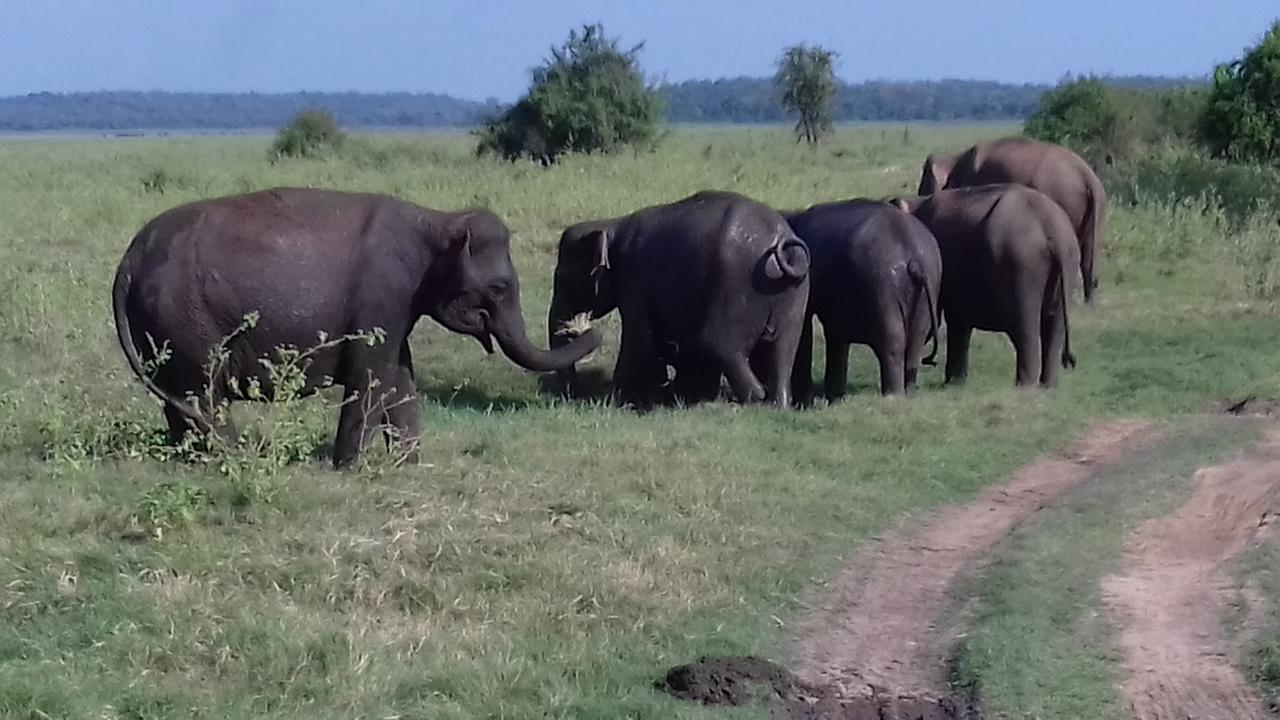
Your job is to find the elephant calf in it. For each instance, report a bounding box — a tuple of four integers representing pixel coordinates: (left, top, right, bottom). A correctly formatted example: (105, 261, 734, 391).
(113, 187, 600, 468)
(919, 136, 1106, 302)
(894, 184, 1079, 388)
(785, 199, 941, 400)
(548, 190, 811, 407)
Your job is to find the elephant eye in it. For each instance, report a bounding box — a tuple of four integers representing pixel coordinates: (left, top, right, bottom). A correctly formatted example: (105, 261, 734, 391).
(488, 282, 510, 297)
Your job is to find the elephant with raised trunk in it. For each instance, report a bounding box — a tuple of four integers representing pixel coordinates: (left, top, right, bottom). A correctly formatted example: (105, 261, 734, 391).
(784, 199, 941, 401)
(918, 136, 1106, 302)
(893, 184, 1078, 388)
(113, 187, 600, 468)
(548, 191, 810, 407)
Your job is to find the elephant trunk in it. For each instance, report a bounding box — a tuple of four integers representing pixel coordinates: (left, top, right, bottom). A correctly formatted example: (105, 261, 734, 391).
(546, 291, 582, 390)
(489, 294, 599, 374)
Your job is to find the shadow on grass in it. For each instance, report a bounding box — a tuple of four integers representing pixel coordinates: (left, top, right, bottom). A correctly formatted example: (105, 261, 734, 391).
(534, 367, 615, 403)
(417, 381, 542, 413)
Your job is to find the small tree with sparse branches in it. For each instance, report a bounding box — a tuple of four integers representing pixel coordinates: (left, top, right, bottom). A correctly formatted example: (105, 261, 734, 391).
(775, 45, 838, 146)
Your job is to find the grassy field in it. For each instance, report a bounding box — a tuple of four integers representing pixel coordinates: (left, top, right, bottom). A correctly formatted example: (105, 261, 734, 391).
(1, 126, 1278, 719)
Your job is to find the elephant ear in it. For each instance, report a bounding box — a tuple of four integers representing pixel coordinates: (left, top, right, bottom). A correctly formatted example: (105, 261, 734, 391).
(443, 220, 481, 289)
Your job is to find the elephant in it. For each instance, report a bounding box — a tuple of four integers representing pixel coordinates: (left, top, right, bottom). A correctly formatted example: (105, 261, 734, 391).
(112, 187, 600, 468)
(784, 199, 941, 401)
(918, 136, 1106, 302)
(892, 184, 1078, 388)
(547, 190, 811, 408)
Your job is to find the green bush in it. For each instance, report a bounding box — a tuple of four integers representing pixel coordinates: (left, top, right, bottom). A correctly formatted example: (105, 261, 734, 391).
(1026, 78, 1206, 163)
(1025, 78, 1120, 154)
(1102, 149, 1280, 228)
(272, 108, 346, 159)
(1200, 21, 1280, 163)
(475, 24, 664, 164)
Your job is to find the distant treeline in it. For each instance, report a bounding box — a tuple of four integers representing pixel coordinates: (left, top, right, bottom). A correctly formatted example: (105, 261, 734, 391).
(0, 91, 501, 131)
(0, 77, 1204, 131)
(662, 76, 1207, 123)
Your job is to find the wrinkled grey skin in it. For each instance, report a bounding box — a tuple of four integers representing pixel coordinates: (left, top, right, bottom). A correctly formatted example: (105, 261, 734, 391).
(784, 199, 941, 401)
(893, 184, 1079, 388)
(548, 190, 811, 408)
(113, 187, 600, 468)
(919, 136, 1106, 302)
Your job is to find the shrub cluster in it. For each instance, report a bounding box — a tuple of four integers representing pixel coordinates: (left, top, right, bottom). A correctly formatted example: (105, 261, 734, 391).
(272, 108, 347, 159)
(475, 24, 664, 164)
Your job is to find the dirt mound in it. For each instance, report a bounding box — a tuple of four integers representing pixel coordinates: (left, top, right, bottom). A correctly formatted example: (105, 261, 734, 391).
(790, 420, 1157, 695)
(659, 656, 984, 720)
(1221, 395, 1280, 417)
(1102, 425, 1280, 720)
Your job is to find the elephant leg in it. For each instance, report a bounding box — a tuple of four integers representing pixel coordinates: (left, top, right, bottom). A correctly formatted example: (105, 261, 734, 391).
(667, 353, 715, 405)
(823, 328, 850, 402)
(333, 358, 399, 469)
(875, 335, 907, 396)
(1011, 315, 1043, 388)
(719, 351, 767, 404)
(944, 323, 973, 385)
(903, 304, 929, 394)
(762, 324, 802, 408)
(382, 343, 422, 464)
(613, 308, 659, 409)
(1039, 305, 1067, 389)
(791, 314, 815, 407)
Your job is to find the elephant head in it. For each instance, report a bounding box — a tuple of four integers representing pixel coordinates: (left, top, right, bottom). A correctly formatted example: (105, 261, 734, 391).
(917, 153, 957, 195)
(546, 218, 622, 391)
(429, 210, 600, 372)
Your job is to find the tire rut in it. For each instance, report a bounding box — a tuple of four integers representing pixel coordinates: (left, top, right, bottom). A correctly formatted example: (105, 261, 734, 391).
(790, 420, 1157, 698)
(1102, 425, 1280, 720)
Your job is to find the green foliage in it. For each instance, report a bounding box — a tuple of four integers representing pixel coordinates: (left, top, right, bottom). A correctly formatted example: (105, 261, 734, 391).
(475, 24, 664, 163)
(1200, 21, 1280, 163)
(135, 480, 209, 532)
(1027, 77, 1209, 165)
(1103, 149, 1280, 228)
(1025, 78, 1121, 153)
(775, 45, 838, 146)
(271, 108, 346, 159)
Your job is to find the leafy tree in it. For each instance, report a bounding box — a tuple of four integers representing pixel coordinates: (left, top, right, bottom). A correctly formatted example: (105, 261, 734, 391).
(475, 24, 664, 164)
(1024, 78, 1120, 151)
(775, 45, 838, 145)
(271, 108, 345, 159)
(1200, 21, 1280, 163)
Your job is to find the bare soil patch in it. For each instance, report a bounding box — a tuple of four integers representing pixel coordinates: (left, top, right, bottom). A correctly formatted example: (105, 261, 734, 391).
(659, 655, 983, 719)
(789, 420, 1157, 697)
(1102, 425, 1280, 720)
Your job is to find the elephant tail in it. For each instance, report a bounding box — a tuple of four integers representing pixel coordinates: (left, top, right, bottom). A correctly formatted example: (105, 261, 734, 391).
(908, 260, 940, 366)
(112, 257, 212, 435)
(1055, 251, 1078, 369)
(763, 236, 810, 282)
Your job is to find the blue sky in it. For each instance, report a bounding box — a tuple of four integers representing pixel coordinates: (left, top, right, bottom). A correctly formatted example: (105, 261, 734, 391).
(3, 1, 1276, 100)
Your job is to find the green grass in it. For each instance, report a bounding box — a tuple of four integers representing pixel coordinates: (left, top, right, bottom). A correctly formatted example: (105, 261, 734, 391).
(1, 126, 1279, 719)
(945, 417, 1264, 719)
(1234, 524, 1280, 714)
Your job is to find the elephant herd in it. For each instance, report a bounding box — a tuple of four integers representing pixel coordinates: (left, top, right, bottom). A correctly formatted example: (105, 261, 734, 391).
(111, 135, 1106, 467)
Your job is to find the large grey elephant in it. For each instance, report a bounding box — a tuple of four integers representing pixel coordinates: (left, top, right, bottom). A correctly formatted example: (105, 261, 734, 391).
(784, 199, 941, 401)
(918, 136, 1106, 302)
(548, 191, 810, 407)
(113, 187, 600, 467)
(893, 184, 1078, 388)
